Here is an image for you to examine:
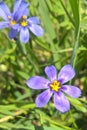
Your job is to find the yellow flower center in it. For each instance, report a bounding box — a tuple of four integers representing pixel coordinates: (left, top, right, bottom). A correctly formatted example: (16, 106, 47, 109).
(8, 15, 17, 25)
(20, 15, 28, 27)
(20, 20, 28, 27)
(50, 80, 61, 92)
(10, 20, 17, 25)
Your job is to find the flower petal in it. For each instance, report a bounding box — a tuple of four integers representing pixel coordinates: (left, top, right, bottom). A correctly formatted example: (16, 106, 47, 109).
(45, 65, 57, 81)
(13, 0, 23, 14)
(20, 28, 29, 43)
(13, 1, 29, 21)
(54, 91, 70, 113)
(36, 89, 53, 107)
(28, 17, 40, 24)
(8, 29, 18, 39)
(0, 8, 8, 20)
(22, 8, 29, 16)
(0, 21, 9, 29)
(61, 85, 81, 98)
(58, 64, 75, 84)
(0, 2, 11, 20)
(29, 24, 44, 36)
(26, 76, 50, 89)
(11, 23, 20, 30)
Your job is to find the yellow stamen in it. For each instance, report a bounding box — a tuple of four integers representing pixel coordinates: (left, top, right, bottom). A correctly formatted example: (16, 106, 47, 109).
(20, 20, 28, 27)
(8, 15, 11, 19)
(10, 20, 16, 25)
(50, 80, 61, 92)
(22, 15, 27, 19)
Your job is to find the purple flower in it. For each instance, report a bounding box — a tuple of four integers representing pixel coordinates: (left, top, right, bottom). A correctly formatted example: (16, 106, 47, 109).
(0, 1, 43, 43)
(26, 64, 81, 113)
(0, 0, 29, 37)
(13, 16, 44, 43)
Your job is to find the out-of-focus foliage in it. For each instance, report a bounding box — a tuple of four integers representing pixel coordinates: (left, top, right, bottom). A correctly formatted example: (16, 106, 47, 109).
(0, 0, 87, 130)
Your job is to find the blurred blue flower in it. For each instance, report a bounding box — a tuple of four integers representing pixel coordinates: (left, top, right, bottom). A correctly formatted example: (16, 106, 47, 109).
(13, 16, 44, 43)
(0, 0, 29, 38)
(26, 64, 81, 113)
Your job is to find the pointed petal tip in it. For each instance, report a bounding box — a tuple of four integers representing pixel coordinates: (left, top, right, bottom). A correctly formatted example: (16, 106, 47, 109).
(45, 65, 57, 81)
(20, 28, 29, 43)
(54, 92, 70, 113)
(62, 85, 81, 98)
(26, 76, 49, 90)
(58, 64, 75, 84)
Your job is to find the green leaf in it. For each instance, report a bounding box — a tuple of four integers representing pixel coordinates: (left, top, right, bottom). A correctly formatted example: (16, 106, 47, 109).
(69, 0, 79, 35)
(44, 126, 65, 130)
(16, 71, 29, 79)
(68, 97, 87, 112)
(69, 0, 80, 67)
(0, 105, 17, 111)
(39, 0, 56, 42)
(59, 0, 74, 26)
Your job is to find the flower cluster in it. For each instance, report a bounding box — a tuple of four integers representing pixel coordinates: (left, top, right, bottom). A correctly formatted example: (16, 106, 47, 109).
(0, 0, 44, 43)
(26, 64, 81, 113)
(0, 0, 82, 113)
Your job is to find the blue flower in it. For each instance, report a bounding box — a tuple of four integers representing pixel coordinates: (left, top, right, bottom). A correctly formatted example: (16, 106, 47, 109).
(26, 65, 81, 113)
(0, 0, 29, 38)
(0, 0, 44, 43)
(13, 16, 44, 43)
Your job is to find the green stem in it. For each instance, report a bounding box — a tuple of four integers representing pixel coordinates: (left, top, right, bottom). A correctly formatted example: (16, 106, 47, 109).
(70, 27, 80, 68)
(16, 40, 39, 72)
(16, 40, 27, 55)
